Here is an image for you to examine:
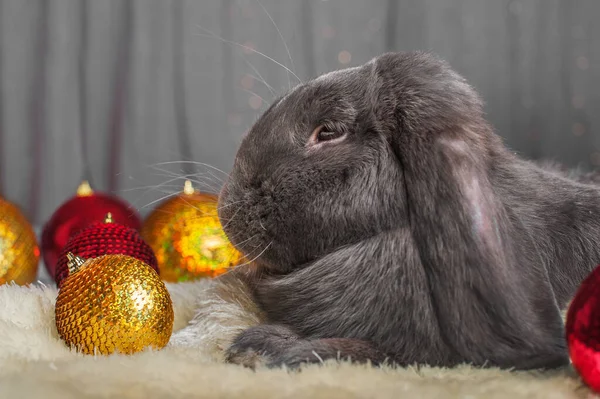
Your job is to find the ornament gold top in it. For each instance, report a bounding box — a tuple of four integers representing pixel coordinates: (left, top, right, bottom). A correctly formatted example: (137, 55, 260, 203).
(104, 212, 113, 223)
(76, 181, 94, 197)
(183, 180, 196, 195)
(66, 252, 86, 274)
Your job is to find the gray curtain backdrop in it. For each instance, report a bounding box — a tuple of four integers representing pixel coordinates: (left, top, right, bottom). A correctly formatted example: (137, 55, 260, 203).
(0, 0, 598, 225)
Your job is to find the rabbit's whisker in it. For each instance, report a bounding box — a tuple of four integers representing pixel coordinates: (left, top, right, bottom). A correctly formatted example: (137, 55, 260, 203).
(238, 88, 269, 107)
(146, 168, 222, 194)
(138, 191, 181, 210)
(221, 204, 245, 230)
(194, 27, 302, 85)
(235, 241, 274, 269)
(242, 57, 277, 97)
(254, 0, 297, 90)
(151, 161, 230, 179)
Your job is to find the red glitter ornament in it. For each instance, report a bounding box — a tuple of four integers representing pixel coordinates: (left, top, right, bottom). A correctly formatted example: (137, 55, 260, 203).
(566, 264, 600, 393)
(54, 213, 158, 286)
(41, 181, 142, 279)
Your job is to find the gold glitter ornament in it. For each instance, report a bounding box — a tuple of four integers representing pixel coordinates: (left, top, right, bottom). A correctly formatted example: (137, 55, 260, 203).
(140, 180, 245, 282)
(55, 253, 174, 355)
(0, 196, 39, 285)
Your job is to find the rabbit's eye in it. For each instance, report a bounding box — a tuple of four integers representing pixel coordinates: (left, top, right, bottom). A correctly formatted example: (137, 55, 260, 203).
(312, 125, 344, 143)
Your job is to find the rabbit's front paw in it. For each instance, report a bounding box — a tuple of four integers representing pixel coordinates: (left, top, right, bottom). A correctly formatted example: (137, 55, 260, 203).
(225, 324, 299, 368)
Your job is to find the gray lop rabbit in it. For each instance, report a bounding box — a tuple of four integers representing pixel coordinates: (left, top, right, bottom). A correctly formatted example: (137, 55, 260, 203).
(216, 51, 600, 371)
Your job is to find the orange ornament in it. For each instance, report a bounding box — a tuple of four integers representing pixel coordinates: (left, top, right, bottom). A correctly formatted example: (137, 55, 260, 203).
(140, 181, 245, 282)
(0, 196, 39, 285)
(55, 253, 174, 355)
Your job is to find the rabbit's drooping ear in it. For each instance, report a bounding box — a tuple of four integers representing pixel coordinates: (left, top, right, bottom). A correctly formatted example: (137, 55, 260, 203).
(398, 133, 568, 369)
(381, 53, 568, 369)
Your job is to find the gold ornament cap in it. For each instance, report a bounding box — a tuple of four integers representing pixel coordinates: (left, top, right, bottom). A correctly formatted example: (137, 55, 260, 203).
(76, 181, 94, 197)
(66, 252, 86, 275)
(183, 180, 196, 195)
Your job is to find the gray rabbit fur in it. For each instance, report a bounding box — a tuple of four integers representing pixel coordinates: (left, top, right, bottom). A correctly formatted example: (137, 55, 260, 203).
(217, 51, 600, 371)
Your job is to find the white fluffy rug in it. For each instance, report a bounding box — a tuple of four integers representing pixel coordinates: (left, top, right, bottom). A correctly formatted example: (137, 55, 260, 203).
(0, 271, 593, 399)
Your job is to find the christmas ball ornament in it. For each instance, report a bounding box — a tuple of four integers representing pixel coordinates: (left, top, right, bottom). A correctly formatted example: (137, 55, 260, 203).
(54, 213, 159, 286)
(0, 197, 40, 285)
(140, 180, 245, 282)
(55, 253, 174, 355)
(566, 264, 600, 392)
(41, 181, 142, 279)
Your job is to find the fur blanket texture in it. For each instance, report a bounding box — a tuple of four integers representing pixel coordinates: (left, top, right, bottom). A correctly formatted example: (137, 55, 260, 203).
(0, 267, 594, 399)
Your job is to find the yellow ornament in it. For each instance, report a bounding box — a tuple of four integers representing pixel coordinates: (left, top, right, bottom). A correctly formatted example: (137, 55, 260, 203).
(140, 180, 245, 282)
(55, 253, 174, 355)
(0, 196, 39, 285)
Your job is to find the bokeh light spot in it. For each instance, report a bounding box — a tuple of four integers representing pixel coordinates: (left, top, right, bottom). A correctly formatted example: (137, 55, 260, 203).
(338, 50, 351, 64)
(368, 18, 381, 32)
(227, 113, 242, 127)
(241, 74, 255, 90)
(249, 95, 262, 110)
(242, 41, 256, 55)
(322, 25, 335, 39)
(576, 56, 589, 70)
(572, 122, 586, 137)
(572, 95, 585, 109)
